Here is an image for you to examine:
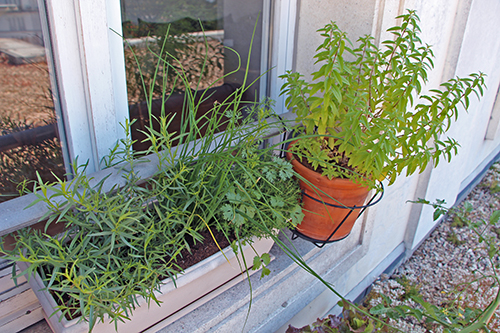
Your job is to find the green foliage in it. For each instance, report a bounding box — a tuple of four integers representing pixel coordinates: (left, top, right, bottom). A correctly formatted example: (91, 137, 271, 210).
(286, 300, 387, 333)
(447, 229, 466, 246)
(253, 253, 271, 278)
(218, 151, 303, 240)
(0, 27, 302, 331)
(395, 276, 421, 301)
(480, 179, 500, 194)
(370, 293, 483, 332)
(280, 10, 486, 188)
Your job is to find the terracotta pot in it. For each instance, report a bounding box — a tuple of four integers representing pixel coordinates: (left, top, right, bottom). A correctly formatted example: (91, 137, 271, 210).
(286, 141, 370, 242)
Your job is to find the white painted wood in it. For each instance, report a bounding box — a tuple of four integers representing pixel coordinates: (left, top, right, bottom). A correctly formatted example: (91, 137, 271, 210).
(0, 303, 44, 332)
(43, 0, 128, 173)
(44, 0, 98, 172)
(105, 0, 129, 145)
(0, 282, 30, 303)
(0, 266, 28, 299)
(76, 0, 127, 168)
(268, 0, 298, 114)
(0, 260, 42, 332)
(0, 288, 39, 321)
(259, 0, 272, 100)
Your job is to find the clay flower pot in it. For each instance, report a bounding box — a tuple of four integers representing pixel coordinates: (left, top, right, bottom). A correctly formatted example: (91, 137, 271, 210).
(286, 141, 370, 242)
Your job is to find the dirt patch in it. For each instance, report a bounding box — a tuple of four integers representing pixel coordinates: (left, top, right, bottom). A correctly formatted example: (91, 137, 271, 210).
(174, 227, 235, 270)
(0, 53, 55, 125)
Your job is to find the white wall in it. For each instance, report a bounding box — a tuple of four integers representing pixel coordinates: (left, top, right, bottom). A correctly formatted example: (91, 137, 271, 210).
(271, 0, 500, 330)
(413, 0, 500, 246)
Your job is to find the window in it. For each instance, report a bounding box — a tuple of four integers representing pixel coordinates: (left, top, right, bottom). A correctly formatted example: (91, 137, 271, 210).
(0, 0, 66, 202)
(119, 0, 269, 151)
(37, 0, 294, 174)
(0, 0, 297, 202)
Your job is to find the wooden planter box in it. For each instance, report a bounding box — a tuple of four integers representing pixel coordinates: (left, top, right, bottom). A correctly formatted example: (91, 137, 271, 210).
(0, 260, 44, 332)
(18, 236, 274, 333)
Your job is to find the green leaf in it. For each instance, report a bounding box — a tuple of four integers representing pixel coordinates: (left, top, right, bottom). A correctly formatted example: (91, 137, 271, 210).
(490, 210, 500, 225)
(252, 256, 262, 270)
(261, 253, 271, 265)
(309, 97, 323, 110)
(331, 85, 342, 103)
(370, 304, 389, 315)
(221, 204, 234, 221)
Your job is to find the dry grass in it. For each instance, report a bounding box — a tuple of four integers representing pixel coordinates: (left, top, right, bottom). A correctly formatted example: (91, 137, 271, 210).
(124, 37, 224, 105)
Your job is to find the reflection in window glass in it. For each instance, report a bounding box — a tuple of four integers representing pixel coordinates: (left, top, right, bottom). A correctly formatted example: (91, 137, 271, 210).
(0, 1, 64, 202)
(120, 0, 265, 151)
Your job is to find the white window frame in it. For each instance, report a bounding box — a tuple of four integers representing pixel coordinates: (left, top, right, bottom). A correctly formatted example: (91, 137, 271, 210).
(268, 0, 297, 114)
(42, 0, 128, 174)
(42, 0, 296, 175)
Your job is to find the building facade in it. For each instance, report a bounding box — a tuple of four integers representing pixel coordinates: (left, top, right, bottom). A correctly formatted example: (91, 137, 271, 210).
(0, 0, 500, 331)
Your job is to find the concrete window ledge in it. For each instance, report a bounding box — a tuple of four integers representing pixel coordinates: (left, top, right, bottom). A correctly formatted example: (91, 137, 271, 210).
(149, 221, 371, 333)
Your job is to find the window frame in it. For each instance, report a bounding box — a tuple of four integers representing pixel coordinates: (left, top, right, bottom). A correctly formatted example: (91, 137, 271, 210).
(0, 0, 297, 235)
(42, 0, 129, 174)
(45, 0, 296, 171)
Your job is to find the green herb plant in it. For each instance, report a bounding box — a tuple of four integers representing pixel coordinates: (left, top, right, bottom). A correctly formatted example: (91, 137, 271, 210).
(276, 9, 495, 333)
(1, 25, 303, 331)
(286, 300, 385, 333)
(280, 10, 486, 187)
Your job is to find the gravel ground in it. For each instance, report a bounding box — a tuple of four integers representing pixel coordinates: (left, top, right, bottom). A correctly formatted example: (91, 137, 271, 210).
(366, 163, 500, 332)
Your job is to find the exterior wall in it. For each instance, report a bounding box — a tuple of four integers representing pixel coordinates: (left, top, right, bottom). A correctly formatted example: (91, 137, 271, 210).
(412, 0, 500, 246)
(278, 0, 500, 330)
(294, 0, 378, 81)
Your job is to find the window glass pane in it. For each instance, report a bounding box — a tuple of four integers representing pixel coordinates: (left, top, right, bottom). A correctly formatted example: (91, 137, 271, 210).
(120, 0, 265, 151)
(0, 1, 65, 202)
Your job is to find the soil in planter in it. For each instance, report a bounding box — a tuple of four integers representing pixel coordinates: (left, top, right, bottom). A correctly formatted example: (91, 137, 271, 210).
(172, 228, 236, 270)
(46, 227, 238, 321)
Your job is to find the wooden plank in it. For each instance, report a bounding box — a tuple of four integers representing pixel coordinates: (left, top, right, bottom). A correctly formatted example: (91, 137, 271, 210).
(0, 267, 28, 299)
(0, 281, 30, 303)
(0, 288, 39, 321)
(0, 259, 45, 332)
(0, 304, 44, 332)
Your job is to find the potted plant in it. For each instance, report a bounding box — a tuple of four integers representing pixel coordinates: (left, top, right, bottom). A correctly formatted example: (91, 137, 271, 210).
(2, 105, 303, 333)
(280, 10, 486, 243)
(1, 33, 304, 332)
